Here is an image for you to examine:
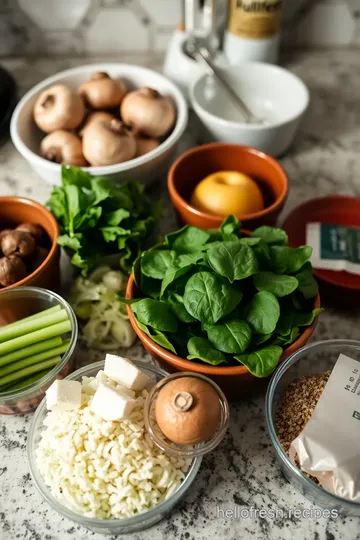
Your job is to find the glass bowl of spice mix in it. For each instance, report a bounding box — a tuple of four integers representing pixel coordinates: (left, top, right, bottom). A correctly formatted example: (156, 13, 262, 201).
(265, 339, 360, 516)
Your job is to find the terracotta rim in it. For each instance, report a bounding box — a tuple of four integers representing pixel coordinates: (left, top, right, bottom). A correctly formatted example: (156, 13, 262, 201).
(0, 196, 59, 291)
(126, 274, 321, 377)
(168, 143, 289, 224)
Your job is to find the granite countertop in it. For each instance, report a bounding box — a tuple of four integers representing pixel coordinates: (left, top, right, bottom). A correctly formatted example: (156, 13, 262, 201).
(1, 50, 360, 540)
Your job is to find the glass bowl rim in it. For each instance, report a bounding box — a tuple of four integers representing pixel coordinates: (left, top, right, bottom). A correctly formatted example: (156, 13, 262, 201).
(0, 286, 78, 400)
(27, 359, 203, 528)
(265, 338, 360, 509)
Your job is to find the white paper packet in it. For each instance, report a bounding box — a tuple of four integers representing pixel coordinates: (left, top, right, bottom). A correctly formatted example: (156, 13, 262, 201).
(289, 353, 360, 501)
(306, 222, 360, 275)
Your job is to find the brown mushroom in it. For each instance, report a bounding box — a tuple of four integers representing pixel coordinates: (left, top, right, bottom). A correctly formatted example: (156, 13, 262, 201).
(135, 137, 160, 157)
(82, 118, 136, 166)
(1, 230, 36, 258)
(0, 256, 27, 287)
(78, 72, 127, 110)
(79, 111, 115, 137)
(33, 84, 85, 133)
(155, 377, 222, 445)
(40, 130, 87, 167)
(121, 87, 176, 138)
(16, 223, 45, 244)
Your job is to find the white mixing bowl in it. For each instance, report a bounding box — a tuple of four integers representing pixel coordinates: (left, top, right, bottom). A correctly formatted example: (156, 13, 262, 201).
(10, 63, 188, 186)
(190, 62, 309, 157)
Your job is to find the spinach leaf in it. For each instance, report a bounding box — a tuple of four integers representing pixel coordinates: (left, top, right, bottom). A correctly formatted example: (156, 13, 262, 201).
(207, 241, 258, 283)
(167, 292, 196, 323)
(176, 252, 205, 266)
(141, 250, 176, 280)
(136, 320, 152, 337)
(246, 291, 280, 334)
(184, 271, 242, 325)
(131, 299, 178, 332)
(235, 345, 282, 377)
(252, 226, 288, 246)
(165, 225, 210, 253)
(160, 264, 193, 297)
(294, 308, 324, 327)
(295, 263, 319, 299)
(101, 227, 131, 242)
(206, 320, 251, 354)
(105, 208, 130, 226)
(151, 330, 177, 354)
(275, 310, 294, 336)
(253, 271, 299, 298)
(251, 333, 273, 348)
(187, 337, 226, 365)
(239, 237, 260, 246)
(270, 246, 312, 274)
(253, 243, 271, 269)
(220, 215, 241, 241)
(141, 274, 161, 299)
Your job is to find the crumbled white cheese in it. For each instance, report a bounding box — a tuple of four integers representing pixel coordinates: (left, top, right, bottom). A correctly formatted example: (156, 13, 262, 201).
(45, 380, 82, 411)
(90, 383, 136, 421)
(104, 354, 150, 391)
(36, 375, 190, 519)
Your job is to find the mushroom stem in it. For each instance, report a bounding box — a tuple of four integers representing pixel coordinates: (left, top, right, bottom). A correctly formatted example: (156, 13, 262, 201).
(173, 391, 193, 412)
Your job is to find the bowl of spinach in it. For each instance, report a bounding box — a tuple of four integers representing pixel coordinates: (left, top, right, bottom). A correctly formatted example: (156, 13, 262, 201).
(124, 216, 322, 399)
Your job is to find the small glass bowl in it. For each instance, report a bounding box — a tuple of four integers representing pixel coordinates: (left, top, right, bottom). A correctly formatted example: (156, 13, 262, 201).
(144, 372, 230, 458)
(0, 286, 77, 415)
(27, 360, 202, 535)
(265, 339, 360, 516)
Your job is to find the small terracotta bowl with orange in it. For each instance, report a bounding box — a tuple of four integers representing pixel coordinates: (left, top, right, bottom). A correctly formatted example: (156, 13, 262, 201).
(0, 197, 60, 292)
(168, 143, 288, 231)
(126, 275, 320, 401)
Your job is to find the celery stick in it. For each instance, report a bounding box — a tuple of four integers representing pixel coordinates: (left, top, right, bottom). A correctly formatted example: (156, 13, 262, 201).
(0, 306, 61, 333)
(0, 336, 63, 368)
(0, 320, 71, 356)
(3, 369, 50, 391)
(0, 357, 60, 387)
(0, 309, 68, 344)
(0, 340, 70, 378)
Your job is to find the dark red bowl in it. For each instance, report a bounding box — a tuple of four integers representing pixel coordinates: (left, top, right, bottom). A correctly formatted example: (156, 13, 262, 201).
(282, 195, 360, 307)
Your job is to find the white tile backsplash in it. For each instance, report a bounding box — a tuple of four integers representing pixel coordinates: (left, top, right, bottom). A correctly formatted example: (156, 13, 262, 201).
(1, 0, 360, 57)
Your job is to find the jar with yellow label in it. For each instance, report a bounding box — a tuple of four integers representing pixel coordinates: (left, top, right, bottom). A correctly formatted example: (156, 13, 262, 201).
(224, 0, 283, 64)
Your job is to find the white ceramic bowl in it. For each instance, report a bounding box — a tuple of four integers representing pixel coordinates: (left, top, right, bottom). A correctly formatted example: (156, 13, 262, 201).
(10, 63, 188, 186)
(190, 62, 309, 157)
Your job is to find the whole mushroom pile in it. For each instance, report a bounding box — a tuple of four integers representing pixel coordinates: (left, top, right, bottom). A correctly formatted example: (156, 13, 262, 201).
(33, 72, 177, 167)
(0, 223, 49, 288)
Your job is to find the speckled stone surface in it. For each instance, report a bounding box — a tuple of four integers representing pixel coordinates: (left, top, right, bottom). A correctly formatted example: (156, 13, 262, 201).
(1, 51, 360, 540)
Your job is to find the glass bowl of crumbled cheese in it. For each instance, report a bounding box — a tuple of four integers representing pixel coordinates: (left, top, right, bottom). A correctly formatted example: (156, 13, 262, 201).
(265, 339, 360, 517)
(27, 360, 202, 534)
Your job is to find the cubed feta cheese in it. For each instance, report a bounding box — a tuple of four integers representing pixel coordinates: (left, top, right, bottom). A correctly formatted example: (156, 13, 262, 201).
(90, 382, 136, 421)
(46, 380, 82, 411)
(104, 354, 149, 391)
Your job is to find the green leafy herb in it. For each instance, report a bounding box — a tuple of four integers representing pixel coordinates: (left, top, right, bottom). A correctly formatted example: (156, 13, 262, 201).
(47, 165, 158, 275)
(184, 271, 242, 325)
(235, 345, 282, 377)
(206, 320, 252, 354)
(270, 246, 312, 274)
(187, 337, 226, 365)
(167, 292, 196, 323)
(295, 263, 319, 299)
(207, 241, 258, 283)
(165, 226, 210, 253)
(141, 250, 176, 280)
(252, 226, 288, 246)
(131, 299, 177, 332)
(246, 291, 280, 334)
(253, 271, 299, 298)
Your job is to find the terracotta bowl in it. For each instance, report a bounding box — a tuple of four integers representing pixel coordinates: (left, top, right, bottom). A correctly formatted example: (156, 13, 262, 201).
(126, 274, 321, 400)
(0, 197, 60, 292)
(168, 143, 288, 231)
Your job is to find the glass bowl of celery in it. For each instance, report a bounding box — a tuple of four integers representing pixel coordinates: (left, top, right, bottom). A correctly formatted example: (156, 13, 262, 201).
(0, 286, 78, 414)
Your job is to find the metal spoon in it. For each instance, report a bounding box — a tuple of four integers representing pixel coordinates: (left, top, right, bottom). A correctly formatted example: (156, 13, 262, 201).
(184, 39, 264, 125)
